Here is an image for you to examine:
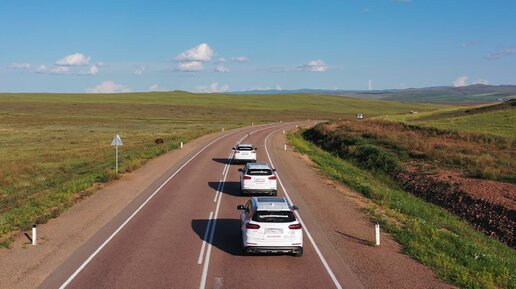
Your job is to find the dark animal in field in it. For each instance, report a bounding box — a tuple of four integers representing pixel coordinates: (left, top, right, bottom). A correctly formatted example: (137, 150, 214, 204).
(154, 138, 164, 145)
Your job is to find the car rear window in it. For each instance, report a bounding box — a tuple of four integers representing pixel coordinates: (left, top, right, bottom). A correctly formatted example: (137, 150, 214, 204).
(237, 146, 253, 151)
(247, 169, 272, 176)
(252, 211, 295, 222)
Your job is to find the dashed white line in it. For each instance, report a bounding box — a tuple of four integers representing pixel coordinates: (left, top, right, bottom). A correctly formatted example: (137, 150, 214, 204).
(197, 211, 214, 264)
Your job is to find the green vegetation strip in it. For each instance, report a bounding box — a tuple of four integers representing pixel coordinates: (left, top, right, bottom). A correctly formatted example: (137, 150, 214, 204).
(288, 132, 515, 289)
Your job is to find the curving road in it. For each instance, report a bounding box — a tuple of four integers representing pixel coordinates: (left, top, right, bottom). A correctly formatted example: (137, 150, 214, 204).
(38, 122, 363, 289)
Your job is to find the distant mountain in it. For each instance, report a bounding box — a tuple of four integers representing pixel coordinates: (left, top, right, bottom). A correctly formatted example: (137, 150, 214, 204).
(229, 84, 516, 103)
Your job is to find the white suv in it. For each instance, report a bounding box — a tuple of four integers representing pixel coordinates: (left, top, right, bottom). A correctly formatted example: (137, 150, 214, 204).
(239, 162, 277, 196)
(232, 144, 257, 163)
(237, 197, 303, 256)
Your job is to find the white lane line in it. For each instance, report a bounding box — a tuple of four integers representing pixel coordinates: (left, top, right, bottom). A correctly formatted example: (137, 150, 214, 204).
(57, 129, 241, 289)
(264, 127, 344, 289)
(213, 180, 222, 202)
(199, 168, 227, 289)
(197, 211, 214, 264)
(198, 124, 285, 289)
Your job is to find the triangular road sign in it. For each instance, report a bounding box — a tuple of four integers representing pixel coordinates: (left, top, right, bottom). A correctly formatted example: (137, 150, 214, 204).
(111, 134, 123, 146)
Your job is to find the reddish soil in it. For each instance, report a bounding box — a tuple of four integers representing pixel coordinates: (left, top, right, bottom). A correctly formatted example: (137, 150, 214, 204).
(396, 165, 515, 247)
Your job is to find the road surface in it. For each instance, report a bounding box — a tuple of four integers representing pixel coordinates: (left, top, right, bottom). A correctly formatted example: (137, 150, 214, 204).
(38, 122, 363, 289)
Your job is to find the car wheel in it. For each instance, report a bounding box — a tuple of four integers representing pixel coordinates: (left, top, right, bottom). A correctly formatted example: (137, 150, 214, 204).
(293, 248, 303, 257)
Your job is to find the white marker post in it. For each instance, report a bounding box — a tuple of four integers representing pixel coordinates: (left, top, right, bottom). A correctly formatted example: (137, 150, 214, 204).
(375, 223, 381, 246)
(222, 128, 224, 132)
(284, 144, 287, 151)
(32, 225, 37, 245)
(111, 134, 123, 174)
(180, 141, 183, 149)
(282, 130, 285, 135)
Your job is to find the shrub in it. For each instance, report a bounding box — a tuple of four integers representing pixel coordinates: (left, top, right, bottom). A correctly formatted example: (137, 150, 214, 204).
(354, 144, 400, 174)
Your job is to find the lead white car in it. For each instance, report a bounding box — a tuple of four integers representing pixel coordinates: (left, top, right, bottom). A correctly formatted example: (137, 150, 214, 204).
(239, 162, 277, 196)
(232, 144, 257, 163)
(237, 197, 303, 256)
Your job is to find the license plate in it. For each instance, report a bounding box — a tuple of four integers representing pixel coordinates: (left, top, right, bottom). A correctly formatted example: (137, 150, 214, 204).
(265, 228, 283, 234)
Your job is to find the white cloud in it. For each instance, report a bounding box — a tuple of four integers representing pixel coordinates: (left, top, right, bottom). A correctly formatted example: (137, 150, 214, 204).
(214, 65, 229, 73)
(176, 43, 213, 62)
(231, 56, 249, 63)
(298, 60, 327, 72)
(134, 66, 145, 75)
(7, 63, 31, 69)
(35, 65, 70, 75)
(89, 65, 98, 75)
(177, 61, 204, 72)
(175, 43, 214, 72)
(368, 80, 373, 90)
(276, 85, 283, 90)
(56, 53, 91, 66)
(216, 58, 226, 64)
(86, 81, 131, 93)
(485, 48, 516, 60)
(36, 65, 47, 73)
(196, 82, 229, 93)
(453, 76, 468, 87)
(474, 79, 489, 85)
(149, 84, 166, 91)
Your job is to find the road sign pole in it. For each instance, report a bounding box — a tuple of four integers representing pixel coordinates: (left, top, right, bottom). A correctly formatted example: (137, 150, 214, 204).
(111, 134, 123, 174)
(115, 144, 119, 174)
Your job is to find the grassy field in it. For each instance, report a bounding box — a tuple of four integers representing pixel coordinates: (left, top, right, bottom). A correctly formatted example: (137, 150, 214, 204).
(378, 100, 516, 138)
(0, 91, 444, 246)
(288, 132, 515, 289)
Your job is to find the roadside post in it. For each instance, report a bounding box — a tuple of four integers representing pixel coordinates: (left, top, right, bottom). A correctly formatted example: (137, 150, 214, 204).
(282, 130, 285, 135)
(284, 144, 287, 151)
(375, 223, 381, 246)
(180, 141, 183, 149)
(111, 134, 123, 174)
(32, 225, 37, 245)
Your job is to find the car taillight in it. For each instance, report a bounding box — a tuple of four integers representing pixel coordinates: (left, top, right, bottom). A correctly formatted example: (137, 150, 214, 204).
(235, 150, 240, 154)
(268, 175, 276, 180)
(289, 224, 302, 230)
(246, 223, 260, 229)
(243, 176, 252, 180)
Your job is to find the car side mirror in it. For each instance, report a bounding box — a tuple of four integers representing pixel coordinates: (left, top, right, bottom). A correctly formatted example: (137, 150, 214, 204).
(254, 147, 258, 150)
(238, 168, 243, 172)
(273, 169, 277, 172)
(292, 206, 299, 211)
(232, 147, 236, 150)
(237, 205, 246, 210)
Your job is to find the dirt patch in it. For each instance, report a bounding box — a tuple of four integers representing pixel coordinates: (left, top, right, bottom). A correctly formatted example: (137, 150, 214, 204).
(396, 165, 516, 247)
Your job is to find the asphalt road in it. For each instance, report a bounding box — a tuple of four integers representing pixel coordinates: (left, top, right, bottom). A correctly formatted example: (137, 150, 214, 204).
(38, 122, 363, 289)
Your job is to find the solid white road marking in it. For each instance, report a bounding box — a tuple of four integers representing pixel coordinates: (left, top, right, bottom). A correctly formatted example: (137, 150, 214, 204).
(57, 129, 243, 289)
(198, 211, 214, 264)
(264, 128, 344, 289)
(199, 170, 226, 289)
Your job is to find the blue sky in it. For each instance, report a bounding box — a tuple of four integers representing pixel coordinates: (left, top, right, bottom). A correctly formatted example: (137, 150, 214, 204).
(1, 0, 515, 93)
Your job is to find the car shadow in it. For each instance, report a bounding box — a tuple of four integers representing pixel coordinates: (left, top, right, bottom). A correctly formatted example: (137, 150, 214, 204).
(191, 218, 243, 256)
(211, 157, 233, 165)
(208, 181, 242, 197)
